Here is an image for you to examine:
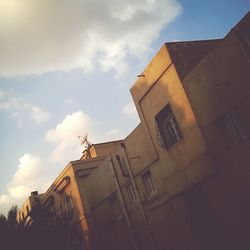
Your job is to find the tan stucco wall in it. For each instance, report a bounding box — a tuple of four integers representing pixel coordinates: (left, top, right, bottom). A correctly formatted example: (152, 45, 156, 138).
(18, 13, 250, 250)
(81, 43, 216, 250)
(17, 193, 44, 222)
(42, 161, 94, 250)
(129, 44, 214, 200)
(182, 28, 250, 247)
(183, 35, 250, 127)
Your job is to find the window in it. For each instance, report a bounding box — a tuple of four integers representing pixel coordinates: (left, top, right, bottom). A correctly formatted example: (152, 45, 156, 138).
(26, 205, 30, 215)
(126, 183, 137, 203)
(115, 155, 129, 177)
(142, 171, 156, 195)
(155, 104, 182, 149)
(19, 211, 23, 222)
(110, 196, 122, 219)
(224, 109, 247, 144)
(65, 195, 74, 220)
(234, 20, 250, 60)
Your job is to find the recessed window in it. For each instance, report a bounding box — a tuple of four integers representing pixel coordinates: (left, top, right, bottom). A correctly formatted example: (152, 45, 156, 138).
(65, 195, 74, 220)
(19, 211, 23, 222)
(155, 104, 182, 149)
(224, 109, 247, 144)
(26, 205, 30, 215)
(115, 155, 129, 177)
(126, 183, 137, 203)
(110, 196, 122, 219)
(142, 171, 156, 195)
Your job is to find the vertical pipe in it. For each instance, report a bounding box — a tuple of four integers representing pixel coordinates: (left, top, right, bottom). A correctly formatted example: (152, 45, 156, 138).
(108, 156, 139, 250)
(120, 143, 158, 250)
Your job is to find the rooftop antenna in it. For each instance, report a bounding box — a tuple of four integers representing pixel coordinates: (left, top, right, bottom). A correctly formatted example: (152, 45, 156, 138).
(78, 133, 91, 149)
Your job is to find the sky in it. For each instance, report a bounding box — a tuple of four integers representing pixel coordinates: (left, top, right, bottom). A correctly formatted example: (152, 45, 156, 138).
(0, 0, 249, 215)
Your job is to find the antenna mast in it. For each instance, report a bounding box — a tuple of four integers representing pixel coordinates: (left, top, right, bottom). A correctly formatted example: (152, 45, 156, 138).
(78, 133, 92, 158)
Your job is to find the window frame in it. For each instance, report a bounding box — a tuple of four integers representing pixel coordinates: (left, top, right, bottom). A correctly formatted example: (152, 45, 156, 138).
(141, 171, 157, 196)
(155, 104, 182, 149)
(115, 154, 129, 177)
(64, 195, 74, 220)
(126, 183, 138, 203)
(224, 109, 248, 144)
(109, 196, 122, 219)
(26, 205, 30, 215)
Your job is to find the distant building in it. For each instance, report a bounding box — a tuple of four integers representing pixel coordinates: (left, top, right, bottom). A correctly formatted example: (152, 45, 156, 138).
(17, 191, 44, 225)
(39, 140, 121, 249)
(18, 11, 250, 250)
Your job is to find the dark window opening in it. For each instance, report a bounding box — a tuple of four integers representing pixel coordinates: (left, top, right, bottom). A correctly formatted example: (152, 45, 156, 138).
(115, 155, 129, 177)
(110, 196, 122, 219)
(126, 183, 138, 203)
(65, 195, 74, 220)
(224, 109, 248, 144)
(155, 104, 182, 149)
(141, 171, 157, 195)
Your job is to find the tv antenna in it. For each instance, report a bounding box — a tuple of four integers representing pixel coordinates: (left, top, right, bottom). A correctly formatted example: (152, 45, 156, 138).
(78, 133, 91, 149)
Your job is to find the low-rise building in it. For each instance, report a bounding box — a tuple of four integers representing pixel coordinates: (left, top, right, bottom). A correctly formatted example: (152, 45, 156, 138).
(40, 140, 122, 249)
(18, 11, 250, 250)
(17, 191, 44, 225)
(81, 11, 250, 250)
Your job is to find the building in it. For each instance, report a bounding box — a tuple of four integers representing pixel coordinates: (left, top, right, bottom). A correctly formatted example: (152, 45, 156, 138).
(81, 11, 250, 250)
(39, 141, 121, 249)
(17, 191, 44, 225)
(18, 11, 250, 250)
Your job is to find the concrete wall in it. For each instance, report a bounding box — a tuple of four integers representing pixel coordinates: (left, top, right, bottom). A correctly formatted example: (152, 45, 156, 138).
(81, 42, 216, 250)
(82, 14, 250, 250)
(183, 23, 250, 250)
(42, 161, 95, 250)
(129, 43, 215, 201)
(18, 12, 250, 250)
(17, 193, 44, 223)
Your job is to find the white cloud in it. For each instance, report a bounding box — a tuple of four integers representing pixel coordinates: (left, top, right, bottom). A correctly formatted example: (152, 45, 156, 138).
(45, 110, 126, 164)
(0, 110, 126, 214)
(122, 102, 137, 116)
(0, 88, 49, 126)
(46, 111, 95, 143)
(45, 111, 96, 164)
(0, 153, 49, 215)
(28, 106, 49, 124)
(0, 0, 181, 76)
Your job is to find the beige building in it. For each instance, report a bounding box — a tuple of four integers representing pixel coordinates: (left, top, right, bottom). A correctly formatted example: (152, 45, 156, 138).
(18, 11, 250, 250)
(17, 191, 44, 225)
(38, 141, 121, 249)
(80, 11, 250, 250)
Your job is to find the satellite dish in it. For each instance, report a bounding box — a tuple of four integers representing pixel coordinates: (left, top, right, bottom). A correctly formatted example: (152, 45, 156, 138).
(78, 133, 88, 146)
(78, 133, 91, 148)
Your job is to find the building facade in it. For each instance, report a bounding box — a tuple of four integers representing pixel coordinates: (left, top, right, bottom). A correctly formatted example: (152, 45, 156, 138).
(81, 12, 250, 250)
(17, 191, 44, 225)
(18, 12, 250, 250)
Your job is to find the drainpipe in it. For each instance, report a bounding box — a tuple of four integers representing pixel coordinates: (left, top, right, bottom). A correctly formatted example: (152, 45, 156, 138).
(120, 143, 158, 250)
(108, 156, 139, 250)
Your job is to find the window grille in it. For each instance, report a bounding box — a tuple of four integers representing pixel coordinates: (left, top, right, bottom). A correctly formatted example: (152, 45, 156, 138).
(110, 196, 122, 218)
(224, 109, 247, 144)
(155, 104, 182, 149)
(115, 155, 129, 177)
(65, 195, 74, 220)
(126, 183, 137, 202)
(141, 171, 156, 195)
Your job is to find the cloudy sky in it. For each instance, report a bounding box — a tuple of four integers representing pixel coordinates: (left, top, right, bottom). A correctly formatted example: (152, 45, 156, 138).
(0, 0, 249, 214)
